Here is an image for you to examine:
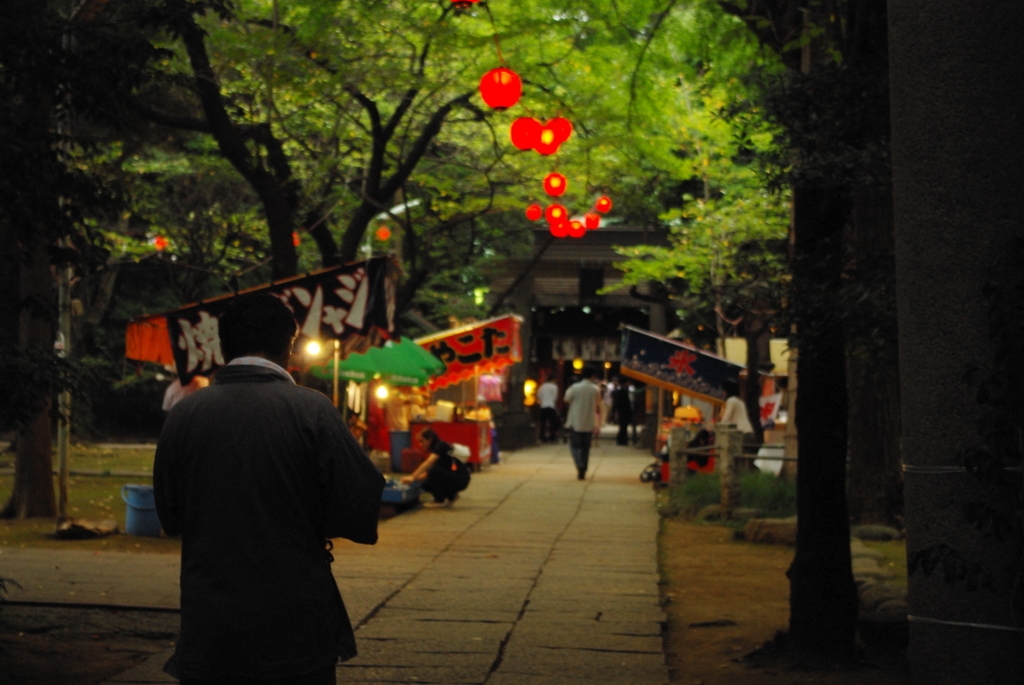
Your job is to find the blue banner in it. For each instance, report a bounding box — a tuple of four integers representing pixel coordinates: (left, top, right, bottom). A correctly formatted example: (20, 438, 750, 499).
(619, 326, 742, 406)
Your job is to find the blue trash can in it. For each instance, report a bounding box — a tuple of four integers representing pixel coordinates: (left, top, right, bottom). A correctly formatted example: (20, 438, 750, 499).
(121, 484, 162, 537)
(389, 431, 411, 472)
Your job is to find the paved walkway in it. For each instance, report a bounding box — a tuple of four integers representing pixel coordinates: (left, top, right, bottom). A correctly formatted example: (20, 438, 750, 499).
(2, 439, 667, 684)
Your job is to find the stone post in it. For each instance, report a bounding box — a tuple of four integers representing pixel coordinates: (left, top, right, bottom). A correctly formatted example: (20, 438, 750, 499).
(667, 426, 691, 489)
(715, 427, 742, 519)
(781, 341, 798, 480)
(890, 2, 1024, 682)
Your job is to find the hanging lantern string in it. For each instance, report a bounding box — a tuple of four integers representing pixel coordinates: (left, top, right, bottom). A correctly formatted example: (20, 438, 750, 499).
(483, 3, 506, 66)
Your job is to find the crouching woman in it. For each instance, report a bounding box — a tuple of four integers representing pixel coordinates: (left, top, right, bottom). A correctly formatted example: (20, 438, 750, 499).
(400, 428, 470, 507)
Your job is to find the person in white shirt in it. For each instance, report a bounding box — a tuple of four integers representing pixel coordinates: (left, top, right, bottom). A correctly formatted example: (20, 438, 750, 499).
(717, 379, 754, 436)
(536, 375, 560, 443)
(161, 374, 209, 411)
(563, 369, 601, 480)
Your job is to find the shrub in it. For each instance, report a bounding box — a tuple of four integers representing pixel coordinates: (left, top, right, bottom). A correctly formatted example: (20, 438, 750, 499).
(740, 470, 797, 518)
(660, 470, 797, 520)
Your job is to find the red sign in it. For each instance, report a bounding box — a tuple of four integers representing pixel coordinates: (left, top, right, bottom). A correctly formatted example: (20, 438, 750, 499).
(417, 315, 522, 390)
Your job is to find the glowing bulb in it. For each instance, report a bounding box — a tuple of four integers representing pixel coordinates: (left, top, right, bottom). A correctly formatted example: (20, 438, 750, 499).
(375, 384, 390, 400)
(572, 358, 584, 371)
(305, 340, 322, 356)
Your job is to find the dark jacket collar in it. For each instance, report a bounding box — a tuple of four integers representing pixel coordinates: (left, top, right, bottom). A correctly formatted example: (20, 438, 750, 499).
(213, 364, 293, 385)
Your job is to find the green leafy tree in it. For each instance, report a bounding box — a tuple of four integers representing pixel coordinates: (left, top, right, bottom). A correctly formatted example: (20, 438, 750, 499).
(613, 75, 790, 439)
(716, 0, 896, 655)
(0, 0, 162, 518)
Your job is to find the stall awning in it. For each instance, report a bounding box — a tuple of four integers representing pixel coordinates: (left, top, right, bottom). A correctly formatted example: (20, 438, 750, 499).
(416, 315, 522, 390)
(125, 257, 394, 383)
(309, 337, 445, 387)
(619, 325, 742, 407)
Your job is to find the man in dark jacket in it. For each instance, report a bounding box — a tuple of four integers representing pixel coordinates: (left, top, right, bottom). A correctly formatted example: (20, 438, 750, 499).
(154, 293, 384, 684)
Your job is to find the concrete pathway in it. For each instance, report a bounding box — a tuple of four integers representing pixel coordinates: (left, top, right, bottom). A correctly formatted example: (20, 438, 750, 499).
(3, 439, 667, 684)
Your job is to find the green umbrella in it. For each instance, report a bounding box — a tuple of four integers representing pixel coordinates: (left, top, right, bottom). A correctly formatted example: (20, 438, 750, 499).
(309, 337, 443, 387)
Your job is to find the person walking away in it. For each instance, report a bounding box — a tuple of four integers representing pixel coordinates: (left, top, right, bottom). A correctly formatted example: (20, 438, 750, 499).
(536, 375, 560, 443)
(401, 428, 470, 506)
(629, 382, 645, 445)
(154, 293, 385, 685)
(563, 368, 601, 479)
(612, 376, 634, 446)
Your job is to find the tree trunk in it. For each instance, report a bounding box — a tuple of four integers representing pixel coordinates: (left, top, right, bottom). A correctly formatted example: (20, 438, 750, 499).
(846, 351, 902, 525)
(786, 185, 858, 656)
(1, 241, 56, 519)
(842, 0, 903, 529)
(845, 183, 902, 526)
(742, 312, 771, 444)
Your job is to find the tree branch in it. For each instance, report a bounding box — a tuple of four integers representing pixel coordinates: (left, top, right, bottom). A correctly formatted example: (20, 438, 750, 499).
(132, 100, 210, 132)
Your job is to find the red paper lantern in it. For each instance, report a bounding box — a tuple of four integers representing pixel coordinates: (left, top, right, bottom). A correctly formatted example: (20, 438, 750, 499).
(543, 172, 567, 197)
(545, 203, 568, 224)
(153, 235, 168, 251)
(510, 117, 541, 150)
(584, 212, 601, 230)
(451, 0, 480, 8)
(375, 225, 392, 241)
(567, 220, 586, 238)
(291, 231, 301, 247)
(595, 195, 613, 213)
(480, 68, 522, 110)
(525, 203, 543, 221)
(535, 117, 573, 156)
(549, 219, 570, 238)
(510, 117, 573, 155)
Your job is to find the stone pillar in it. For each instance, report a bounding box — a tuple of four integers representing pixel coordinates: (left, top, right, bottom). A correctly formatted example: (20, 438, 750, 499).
(648, 302, 666, 336)
(715, 427, 742, 519)
(889, 2, 1024, 682)
(781, 343, 798, 480)
(667, 426, 691, 489)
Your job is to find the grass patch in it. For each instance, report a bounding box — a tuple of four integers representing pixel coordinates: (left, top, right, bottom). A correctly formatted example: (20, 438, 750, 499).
(0, 472, 179, 554)
(740, 471, 797, 518)
(65, 444, 156, 474)
(660, 471, 798, 520)
(0, 444, 156, 475)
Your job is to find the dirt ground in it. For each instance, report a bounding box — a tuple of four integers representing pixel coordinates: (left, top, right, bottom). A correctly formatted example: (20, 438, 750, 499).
(661, 517, 909, 685)
(0, 605, 178, 685)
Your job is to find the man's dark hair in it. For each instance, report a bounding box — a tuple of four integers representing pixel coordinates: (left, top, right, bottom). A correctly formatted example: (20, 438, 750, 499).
(721, 378, 740, 398)
(218, 293, 298, 362)
(583, 368, 597, 379)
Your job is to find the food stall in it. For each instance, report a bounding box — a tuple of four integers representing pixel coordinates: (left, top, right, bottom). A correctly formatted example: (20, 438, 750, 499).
(413, 315, 522, 470)
(619, 325, 744, 471)
(308, 337, 444, 471)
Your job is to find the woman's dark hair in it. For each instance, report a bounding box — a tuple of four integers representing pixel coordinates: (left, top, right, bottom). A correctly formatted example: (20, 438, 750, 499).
(217, 293, 298, 361)
(721, 378, 740, 398)
(419, 428, 438, 444)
